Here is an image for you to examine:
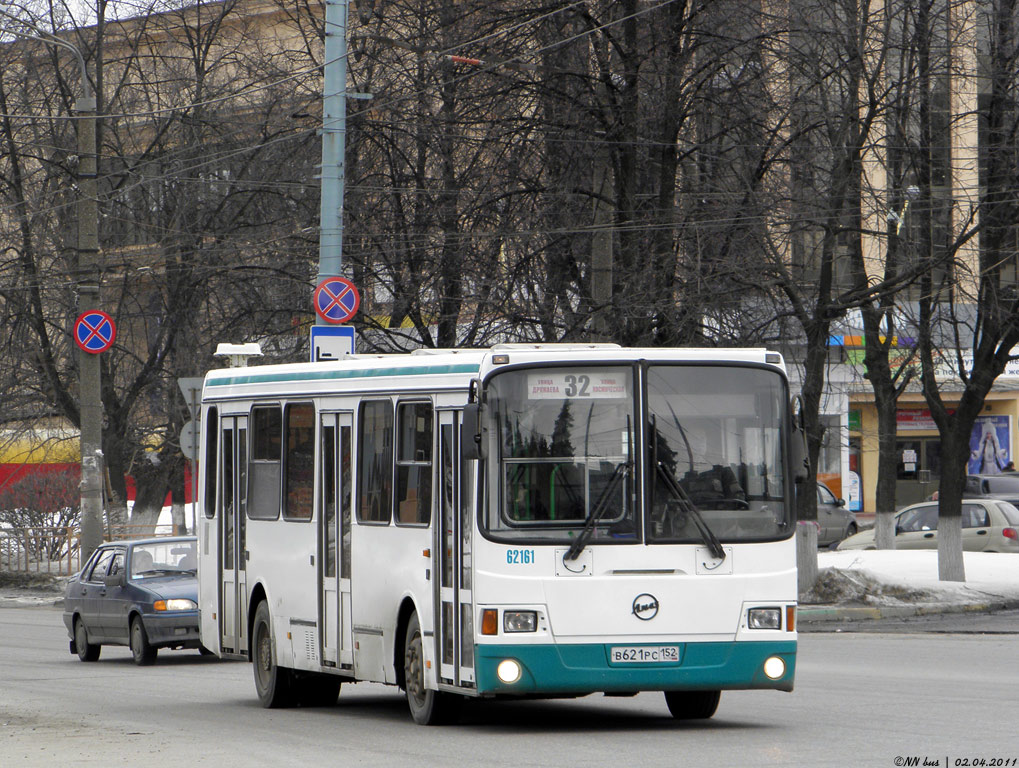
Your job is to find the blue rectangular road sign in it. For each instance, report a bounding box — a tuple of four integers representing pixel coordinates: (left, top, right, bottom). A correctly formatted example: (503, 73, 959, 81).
(310, 325, 355, 362)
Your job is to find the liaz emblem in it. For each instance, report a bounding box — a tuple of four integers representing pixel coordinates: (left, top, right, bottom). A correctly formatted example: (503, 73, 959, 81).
(632, 593, 659, 621)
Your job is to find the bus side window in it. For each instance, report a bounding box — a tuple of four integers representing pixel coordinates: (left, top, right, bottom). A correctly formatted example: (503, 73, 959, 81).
(204, 406, 218, 518)
(396, 402, 432, 525)
(283, 403, 315, 521)
(358, 400, 394, 524)
(249, 405, 282, 520)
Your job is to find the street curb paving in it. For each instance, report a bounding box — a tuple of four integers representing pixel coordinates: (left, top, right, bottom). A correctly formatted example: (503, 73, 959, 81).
(798, 597, 1019, 624)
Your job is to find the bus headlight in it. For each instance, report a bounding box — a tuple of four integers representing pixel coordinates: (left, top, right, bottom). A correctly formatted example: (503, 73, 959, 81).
(747, 607, 781, 630)
(496, 659, 522, 684)
(763, 656, 786, 680)
(503, 611, 537, 633)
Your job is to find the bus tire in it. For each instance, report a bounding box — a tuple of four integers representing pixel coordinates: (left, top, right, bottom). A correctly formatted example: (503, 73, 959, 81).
(252, 601, 293, 708)
(664, 690, 720, 720)
(403, 612, 460, 725)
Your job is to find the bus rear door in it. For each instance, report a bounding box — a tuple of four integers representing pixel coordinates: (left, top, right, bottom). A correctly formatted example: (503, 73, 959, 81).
(220, 415, 248, 656)
(319, 412, 354, 668)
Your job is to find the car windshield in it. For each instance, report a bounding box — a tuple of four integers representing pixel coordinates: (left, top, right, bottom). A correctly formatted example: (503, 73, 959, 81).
(130, 540, 197, 578)
(484, 366, 637, 544)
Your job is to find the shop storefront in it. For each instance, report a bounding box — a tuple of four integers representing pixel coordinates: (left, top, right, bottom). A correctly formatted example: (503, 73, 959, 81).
(848, 392, 1019, 514)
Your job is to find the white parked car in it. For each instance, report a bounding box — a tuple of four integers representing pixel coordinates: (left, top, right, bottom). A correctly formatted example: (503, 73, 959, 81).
(837, 498, 1019, 552)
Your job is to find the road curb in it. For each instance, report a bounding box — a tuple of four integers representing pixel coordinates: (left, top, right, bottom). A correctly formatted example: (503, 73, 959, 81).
(799, 597, 1019, 624)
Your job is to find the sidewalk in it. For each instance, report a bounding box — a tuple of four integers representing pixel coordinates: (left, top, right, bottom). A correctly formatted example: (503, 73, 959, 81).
(798, 595, 1019, 625)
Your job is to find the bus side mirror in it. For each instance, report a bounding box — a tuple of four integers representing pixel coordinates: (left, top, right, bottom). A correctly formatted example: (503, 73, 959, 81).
(790, 395, 809, 483)
(461, 402, 487, 461)
(791, 431, 809, 483)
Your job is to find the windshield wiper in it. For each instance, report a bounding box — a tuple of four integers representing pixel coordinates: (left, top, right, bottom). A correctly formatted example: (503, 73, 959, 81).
(565, 461, 631, 561)
(655, 461, 726, 562)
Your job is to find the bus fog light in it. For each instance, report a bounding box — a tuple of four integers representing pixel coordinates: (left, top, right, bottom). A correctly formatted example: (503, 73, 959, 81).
(748, 607, 781, 630)
(496, 659, 522, 684)
(503, 611, 537, 633)
(763, 656, 786, 680)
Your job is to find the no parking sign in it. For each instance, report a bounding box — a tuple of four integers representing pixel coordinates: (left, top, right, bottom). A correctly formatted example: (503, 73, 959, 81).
(74, 310, 116, 354)
(313, 277, 360, 324)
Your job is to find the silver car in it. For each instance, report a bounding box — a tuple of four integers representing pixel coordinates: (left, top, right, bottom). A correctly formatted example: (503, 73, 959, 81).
(816, 482, 858, 548)
(837, 498, 1019, 551)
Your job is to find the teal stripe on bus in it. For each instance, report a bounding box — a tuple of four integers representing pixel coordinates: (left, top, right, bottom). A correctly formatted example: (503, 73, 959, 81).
(205, 363, 481, 388)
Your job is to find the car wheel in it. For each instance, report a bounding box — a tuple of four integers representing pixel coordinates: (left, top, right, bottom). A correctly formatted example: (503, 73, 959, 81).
(252, 601, 293, 708)
(403, 612, 460, 725)
(130, 617, 158, 666)
(664, 690, 720, 720)
(74, 617, 101, 662)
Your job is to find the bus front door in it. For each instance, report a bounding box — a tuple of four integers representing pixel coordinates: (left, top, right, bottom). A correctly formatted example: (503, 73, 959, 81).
(319, 412, 354, 668)
(435, 411, 475, 689)
(219, 415, 248, 656)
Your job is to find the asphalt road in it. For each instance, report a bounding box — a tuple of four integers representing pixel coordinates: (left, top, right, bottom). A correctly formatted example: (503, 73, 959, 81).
(2, 605, 1018, 767)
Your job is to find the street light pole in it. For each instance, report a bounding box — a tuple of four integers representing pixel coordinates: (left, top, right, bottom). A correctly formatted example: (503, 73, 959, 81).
(1, 12, 104, 559)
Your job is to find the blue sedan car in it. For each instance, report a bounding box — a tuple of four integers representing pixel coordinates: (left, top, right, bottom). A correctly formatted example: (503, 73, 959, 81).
(63, 536, 202, 665)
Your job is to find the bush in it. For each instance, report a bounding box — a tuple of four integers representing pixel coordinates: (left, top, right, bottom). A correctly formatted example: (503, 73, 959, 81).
(0, 467, 81, 560)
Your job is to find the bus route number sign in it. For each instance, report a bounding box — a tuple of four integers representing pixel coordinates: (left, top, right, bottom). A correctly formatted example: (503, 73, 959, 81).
(527, 372, 627, 400)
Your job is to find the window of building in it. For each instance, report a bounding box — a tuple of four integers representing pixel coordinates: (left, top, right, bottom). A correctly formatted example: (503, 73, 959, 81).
(358, 401, 393, 524)
(395, 402, 432, 525)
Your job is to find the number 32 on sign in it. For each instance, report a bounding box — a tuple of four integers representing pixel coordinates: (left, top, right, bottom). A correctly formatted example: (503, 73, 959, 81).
(526, 372, 628, 400)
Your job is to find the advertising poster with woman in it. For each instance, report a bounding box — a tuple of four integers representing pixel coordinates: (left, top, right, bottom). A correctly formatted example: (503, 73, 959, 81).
(969, 415, 1012, 474)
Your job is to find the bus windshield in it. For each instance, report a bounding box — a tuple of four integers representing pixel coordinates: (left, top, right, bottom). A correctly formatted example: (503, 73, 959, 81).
(647, 365, 789, 542)
(485, 367, 637, 544)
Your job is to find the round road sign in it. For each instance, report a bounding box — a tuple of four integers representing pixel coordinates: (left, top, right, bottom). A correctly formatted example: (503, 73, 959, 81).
(74, 310, 116, 354)
(314, 277, 360, 324)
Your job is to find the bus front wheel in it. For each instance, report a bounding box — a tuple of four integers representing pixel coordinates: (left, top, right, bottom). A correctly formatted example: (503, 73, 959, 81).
(403, 612, 460, 725)
(253, 601, 292, 708)
(664, 690, 720, 720)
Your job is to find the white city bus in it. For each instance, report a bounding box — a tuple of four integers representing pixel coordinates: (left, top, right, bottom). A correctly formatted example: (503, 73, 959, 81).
(197, 344, 803, 724)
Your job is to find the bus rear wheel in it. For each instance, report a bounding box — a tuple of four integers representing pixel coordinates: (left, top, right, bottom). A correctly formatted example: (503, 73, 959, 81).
(403, 612, 460, 725)
(664, 690, 720, 720)
(253, 601, 293, 708)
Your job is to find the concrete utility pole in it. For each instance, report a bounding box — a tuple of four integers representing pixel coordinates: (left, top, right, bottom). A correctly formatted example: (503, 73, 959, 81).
(75, 84, 103, 562)
(317, 0, 350, 300)
(1, 12, 104, 559)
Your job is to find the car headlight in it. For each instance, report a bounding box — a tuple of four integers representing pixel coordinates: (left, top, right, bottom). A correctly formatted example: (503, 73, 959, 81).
(154, 599, 197, 611)
(503, 611, 537, 633)
(747, 607, 782, 630)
